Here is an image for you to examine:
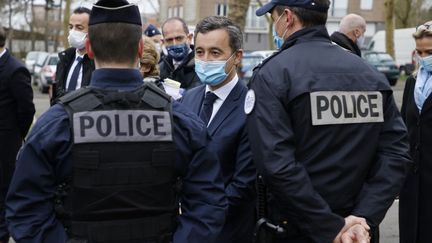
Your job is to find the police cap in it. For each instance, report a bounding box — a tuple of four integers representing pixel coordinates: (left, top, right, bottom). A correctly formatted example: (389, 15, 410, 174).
(144, 24, 161, 37)
(256, 0, 329, 16)
(89, 0, 141, 26)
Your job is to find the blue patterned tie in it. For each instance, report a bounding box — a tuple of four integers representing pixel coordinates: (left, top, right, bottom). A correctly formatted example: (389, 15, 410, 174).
(67, 56, 83, 91)
(199, 91, 218, 125)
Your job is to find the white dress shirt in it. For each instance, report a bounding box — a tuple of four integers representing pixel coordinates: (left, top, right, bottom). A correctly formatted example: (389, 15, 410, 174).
(0, 48, 6, 58)
(65, 51, 85, 90)
(205, 75, 239, 126)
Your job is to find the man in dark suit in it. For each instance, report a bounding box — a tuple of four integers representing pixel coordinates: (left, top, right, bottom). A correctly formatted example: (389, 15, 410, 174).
(181, 16, 256, 243)
(0, 26, 35, 243)
(51, 7, 95, 105)
(160, 17, 201, 90)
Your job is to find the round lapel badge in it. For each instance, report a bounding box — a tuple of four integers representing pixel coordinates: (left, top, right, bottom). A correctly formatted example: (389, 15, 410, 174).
(244, 89, 256, 114)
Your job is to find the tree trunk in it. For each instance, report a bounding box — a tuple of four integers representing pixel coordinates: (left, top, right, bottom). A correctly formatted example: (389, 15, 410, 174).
(256, 0, 274, 49)
(7, 0, 14, 52)
(63, 0, 71, 49)
(54, 0, 63, 52)
(384, 0, 395, 59)
(228, 0, 251, 31)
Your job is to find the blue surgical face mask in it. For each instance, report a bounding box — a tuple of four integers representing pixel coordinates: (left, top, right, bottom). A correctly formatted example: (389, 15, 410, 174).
(273, 13, 287, 49)
(417, 54, 432, 72)
(195, 53, 235, 86)
(166, 43, 189, 61)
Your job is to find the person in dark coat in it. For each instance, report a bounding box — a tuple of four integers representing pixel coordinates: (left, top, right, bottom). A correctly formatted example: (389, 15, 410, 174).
(248, 0, 411, 242)
(399, 21, 432, 243)
(160, 17, 200, 90)
(181, 16, 256, 243)
(5, 1, 227, 242)
(0, 26, 35, 243)
(51, 7, 95, 105)
(330, 13, 366, 56)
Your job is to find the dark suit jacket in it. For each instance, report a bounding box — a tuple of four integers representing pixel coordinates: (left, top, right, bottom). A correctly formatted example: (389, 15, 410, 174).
(51, 47, 94, 105)
(181, 80, 256, 243)
(399, 75, 432, 243)
(0, 48, 35, 241)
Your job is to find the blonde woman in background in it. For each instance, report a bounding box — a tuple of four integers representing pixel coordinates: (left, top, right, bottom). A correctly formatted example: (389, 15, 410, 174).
(399, 20, 432, 243)
(140, 36, 162, 84)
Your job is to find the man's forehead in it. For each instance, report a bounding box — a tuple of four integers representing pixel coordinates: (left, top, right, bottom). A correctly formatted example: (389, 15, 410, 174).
(195, 30, 230, 49)
(70, 13, 89, 22)
(164, 20, 186, 34)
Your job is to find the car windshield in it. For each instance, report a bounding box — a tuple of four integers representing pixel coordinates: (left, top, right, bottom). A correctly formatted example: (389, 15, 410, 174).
(242, 56, 263, 67)
(48, 56, 59, 65)
(36, 53, 48, 65)
(26, 52, 38, 60)
(376, 53, 393, 61)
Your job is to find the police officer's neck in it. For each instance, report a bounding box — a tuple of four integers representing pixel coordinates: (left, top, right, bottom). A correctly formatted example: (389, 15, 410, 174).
(94, 61, 137, 69)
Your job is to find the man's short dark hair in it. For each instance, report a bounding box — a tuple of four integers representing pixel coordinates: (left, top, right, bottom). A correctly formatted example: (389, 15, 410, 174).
(194, 16, 243, 53)
(73, 7, 91, 15)
(89, 22, 142, 65)
(0, 26, 5, 48)
(275, 0, 329, 27)
(161, 17, 189, 36)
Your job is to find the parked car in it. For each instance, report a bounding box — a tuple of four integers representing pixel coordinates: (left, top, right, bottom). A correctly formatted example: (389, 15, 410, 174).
(240, 50, 277, 84)
(33, 52, 49, 85)
(34, 53, 59, 93)
(240, 54, 264, 84)
(25, 51, 48, 75)
(363, 51, 400, 86)
(250, 50, 277, 59)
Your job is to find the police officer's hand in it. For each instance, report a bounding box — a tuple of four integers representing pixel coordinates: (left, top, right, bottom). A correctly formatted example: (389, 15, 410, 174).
(340, 224, 370, 243)
(333, 215, 370, 243)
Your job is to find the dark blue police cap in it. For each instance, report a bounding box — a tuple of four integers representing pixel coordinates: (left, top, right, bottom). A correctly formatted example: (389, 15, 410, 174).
(89, 0, 141, 26)
(256, 0, 329, 16)
(144, 24, 161, 37)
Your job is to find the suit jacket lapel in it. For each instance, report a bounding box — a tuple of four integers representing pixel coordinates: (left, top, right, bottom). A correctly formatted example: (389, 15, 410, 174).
(190, 85, 206, 115)
(208, 81, 244, 135)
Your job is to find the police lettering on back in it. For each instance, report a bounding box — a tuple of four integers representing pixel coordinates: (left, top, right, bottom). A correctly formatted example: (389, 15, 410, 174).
(310, 91, 384, 125)
(73, 110, 173, 143)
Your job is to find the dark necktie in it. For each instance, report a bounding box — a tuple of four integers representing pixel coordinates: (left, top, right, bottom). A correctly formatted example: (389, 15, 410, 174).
(199, 91, 218, 125)
(67, 56, 83, 91)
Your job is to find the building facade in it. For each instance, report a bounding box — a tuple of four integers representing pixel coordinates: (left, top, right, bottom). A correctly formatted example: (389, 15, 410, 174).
(159, 0, 385, 51)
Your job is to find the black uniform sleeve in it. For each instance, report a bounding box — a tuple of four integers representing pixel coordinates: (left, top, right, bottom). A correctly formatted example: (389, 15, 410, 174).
(9, 67, 35, 138)
(351, 92, 410, 226)
(247, 72, 344, 242)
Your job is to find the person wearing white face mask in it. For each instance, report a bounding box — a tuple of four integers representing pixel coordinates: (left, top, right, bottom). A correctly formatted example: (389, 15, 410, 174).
(330, 13, 366, 57)
(181, 16, 256, 243)
(50, 7, 95, 105)
(399, 20, 432, 243)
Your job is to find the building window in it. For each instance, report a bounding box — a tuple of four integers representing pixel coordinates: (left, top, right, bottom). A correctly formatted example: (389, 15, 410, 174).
(360, 0, 373, 10)
(328, 0, 348, 17)
(245, 4, 267, 32)
(216, 3, 228, 16)
(168, 7, 173, 18)
(179, 6, 183, 18)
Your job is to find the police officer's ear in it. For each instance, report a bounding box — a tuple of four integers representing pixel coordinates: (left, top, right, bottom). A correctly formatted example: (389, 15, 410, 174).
(85, 38, 94, 59)
(138, 38, 144, 59)
(283, 8, 296, 28)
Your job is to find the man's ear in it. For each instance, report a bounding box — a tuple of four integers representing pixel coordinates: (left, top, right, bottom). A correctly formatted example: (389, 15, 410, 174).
(85, 38, 94, 59)
(234, 49, 244, 66)
(138, 38, 144, 58)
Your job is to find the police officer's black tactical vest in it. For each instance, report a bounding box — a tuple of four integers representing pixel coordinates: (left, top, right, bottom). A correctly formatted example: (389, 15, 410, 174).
(58, 83, 177, 243)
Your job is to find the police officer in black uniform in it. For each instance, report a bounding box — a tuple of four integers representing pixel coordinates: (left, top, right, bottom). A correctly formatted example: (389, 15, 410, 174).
(5, 1, 227, 243)
(246, 0, 411, 242)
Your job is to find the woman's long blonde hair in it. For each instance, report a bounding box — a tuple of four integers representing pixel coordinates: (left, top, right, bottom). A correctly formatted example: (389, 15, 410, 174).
(140, 36, 160, 77)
